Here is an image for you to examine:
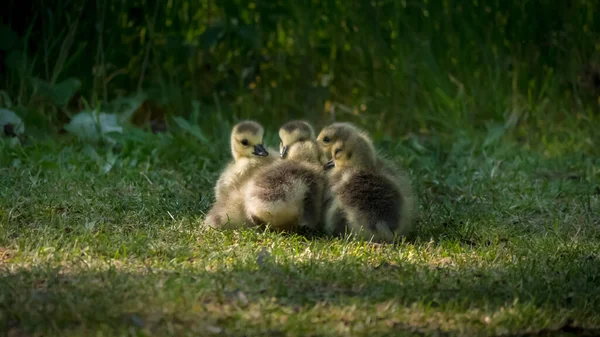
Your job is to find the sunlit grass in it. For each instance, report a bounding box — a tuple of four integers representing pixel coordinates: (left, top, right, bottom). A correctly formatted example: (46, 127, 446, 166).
(1, 125, 599, 336)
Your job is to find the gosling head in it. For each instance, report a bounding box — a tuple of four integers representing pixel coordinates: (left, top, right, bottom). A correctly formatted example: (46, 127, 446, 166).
(317, 122, 368, 160)
(324, 133, 376, 171)
(278, 120, 316, 159)
(230, 120, 269, 161)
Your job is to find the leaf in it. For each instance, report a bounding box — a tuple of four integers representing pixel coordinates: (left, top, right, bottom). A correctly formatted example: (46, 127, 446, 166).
(190, 100, 201, 124)
(101, 150, 118, 174)
(9, 137, 20, 148)
(0, 90, 13, 108)
(83, 144, 102, 163)
(172, 116, 208, 143)
(483, 122, 505, 148)
(51, 78, 82, 106)
(0, 24, 18, 51)
(409, 136, 428, 154)
(31, 77, 81, 106)
(107, 92, 147, 123)
(30, 77, 53, 96)
(118, 125, 153, 144)
(434, 87, 455, 111)
(64, 110, 122, 144)
(0, 108, 25, 135)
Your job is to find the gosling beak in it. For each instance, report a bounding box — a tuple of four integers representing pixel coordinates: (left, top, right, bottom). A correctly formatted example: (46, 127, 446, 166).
(324, 159, 335, 170)
(253, 144, 268, 157)
(280, 145, 288, 158)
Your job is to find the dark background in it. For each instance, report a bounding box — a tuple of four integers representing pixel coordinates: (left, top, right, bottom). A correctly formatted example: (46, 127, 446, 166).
(2, 0, 599, 140)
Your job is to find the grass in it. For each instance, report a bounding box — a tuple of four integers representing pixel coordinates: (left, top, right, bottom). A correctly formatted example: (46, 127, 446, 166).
(1, 122, 599, 337)
(2, 1, 599, 335)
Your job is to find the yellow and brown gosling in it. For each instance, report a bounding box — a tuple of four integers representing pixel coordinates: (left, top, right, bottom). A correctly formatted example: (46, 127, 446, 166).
(204, 120, 278, 229)
(323, 133, 415, 242)
(244, 120, 327, 232)
(317, 122, 401, 178)
(278, 120, 328, 165)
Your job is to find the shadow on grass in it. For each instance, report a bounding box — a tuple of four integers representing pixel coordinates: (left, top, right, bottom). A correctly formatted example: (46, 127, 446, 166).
(2, 250, 600, 336)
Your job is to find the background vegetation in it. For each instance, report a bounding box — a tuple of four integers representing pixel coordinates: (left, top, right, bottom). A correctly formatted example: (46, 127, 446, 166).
(2, 0, 600, 146)
(1, 1, 599, 336)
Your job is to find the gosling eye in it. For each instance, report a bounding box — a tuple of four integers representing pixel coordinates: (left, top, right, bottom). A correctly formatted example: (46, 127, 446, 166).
(241, 139, 249, 146)
(334, 148, 342, 155)
(323, 136, 331, 143)
(298, 137, 306, 142)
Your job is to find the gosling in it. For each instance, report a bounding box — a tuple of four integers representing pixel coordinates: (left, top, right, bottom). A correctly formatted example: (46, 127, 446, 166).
(323, 134, 415, 242)
(204, 120, 277, 229)
(278, 120, 328, 165)
(317, 122, 399, 177)
(244, 120, 327, 232)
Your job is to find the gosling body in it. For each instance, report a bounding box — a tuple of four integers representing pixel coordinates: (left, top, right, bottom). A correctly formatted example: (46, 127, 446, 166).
(204, 120, 277, 229)
(244, 121, 327, 232)
(324, 134, 414, 242)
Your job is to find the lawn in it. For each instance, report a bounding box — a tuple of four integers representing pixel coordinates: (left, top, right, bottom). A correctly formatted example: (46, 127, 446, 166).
(1, 124, 599, 337)
(2, 0, 600, 335)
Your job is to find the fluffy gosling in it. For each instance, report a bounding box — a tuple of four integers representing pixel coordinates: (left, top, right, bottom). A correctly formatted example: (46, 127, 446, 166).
(279, 120, 328, 165)
(323, 134, 415, 242)
(317, 122, 400, 177)
(244, 120, 327, 232)
(204, 120, 277, 229)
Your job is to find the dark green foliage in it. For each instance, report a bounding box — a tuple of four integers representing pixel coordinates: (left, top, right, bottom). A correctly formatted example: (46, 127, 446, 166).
(2, 0, 600, 136)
